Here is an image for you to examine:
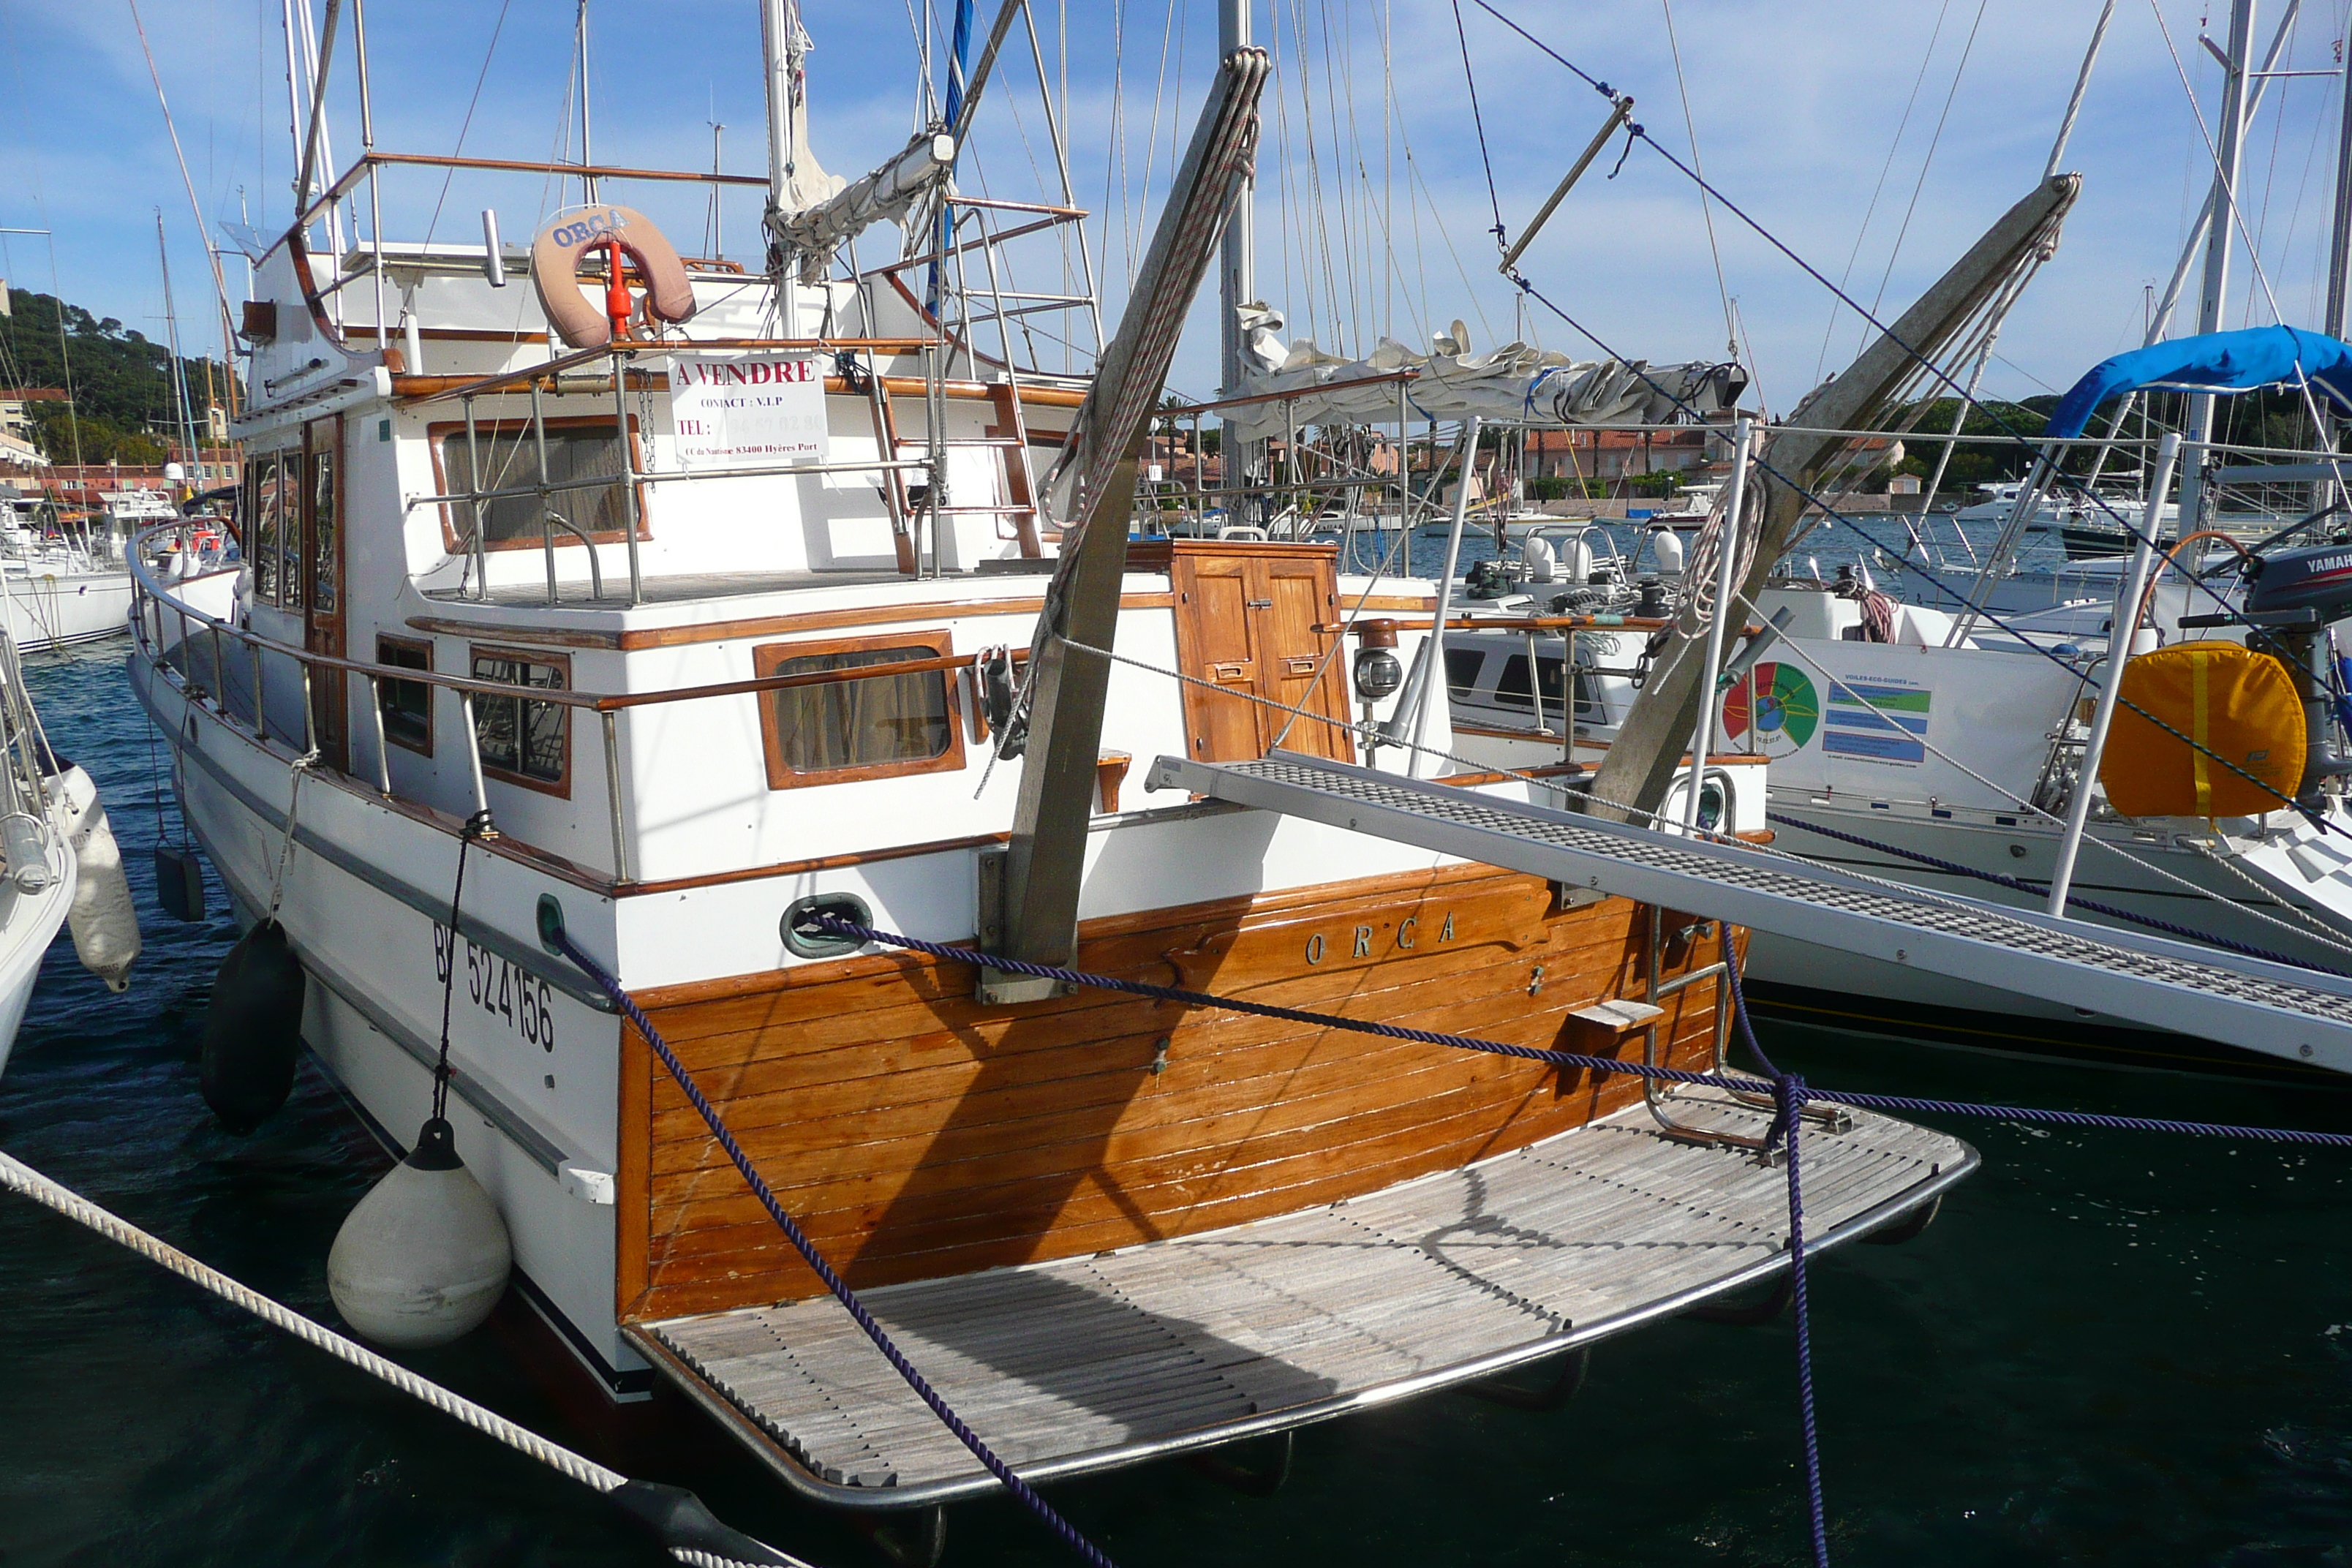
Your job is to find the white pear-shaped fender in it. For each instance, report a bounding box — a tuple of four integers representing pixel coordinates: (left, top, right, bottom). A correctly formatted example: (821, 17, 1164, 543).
(329, 1117, 512, 1349)
(63, 770, 140, 991)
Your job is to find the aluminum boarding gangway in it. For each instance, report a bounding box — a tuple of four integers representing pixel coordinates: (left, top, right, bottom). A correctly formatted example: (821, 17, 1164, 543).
(1147, 751, 2352, 1070)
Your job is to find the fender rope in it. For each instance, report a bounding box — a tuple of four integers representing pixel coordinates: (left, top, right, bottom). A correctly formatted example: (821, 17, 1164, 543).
(0, 1149, 807, 1568)
(546, 927, 1120, 1568)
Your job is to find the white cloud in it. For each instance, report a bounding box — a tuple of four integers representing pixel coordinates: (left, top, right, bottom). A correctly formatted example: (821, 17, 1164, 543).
(1, 0, 2341, 418)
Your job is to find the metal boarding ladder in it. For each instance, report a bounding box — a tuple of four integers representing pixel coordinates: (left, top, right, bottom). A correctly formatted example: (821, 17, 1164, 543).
(1147, 751, 2352, 1068)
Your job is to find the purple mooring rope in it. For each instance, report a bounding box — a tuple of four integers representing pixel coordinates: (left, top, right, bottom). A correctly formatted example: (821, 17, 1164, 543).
(788, 911, 2352, 1568)
(548, 927, 1120, 1568)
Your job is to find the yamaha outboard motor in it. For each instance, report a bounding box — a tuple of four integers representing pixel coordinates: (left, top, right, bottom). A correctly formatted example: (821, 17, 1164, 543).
(2238, 543, 2352, 799)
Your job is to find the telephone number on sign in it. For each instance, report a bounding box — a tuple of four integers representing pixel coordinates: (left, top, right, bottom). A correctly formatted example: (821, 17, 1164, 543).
(434, 927, 555, 1051)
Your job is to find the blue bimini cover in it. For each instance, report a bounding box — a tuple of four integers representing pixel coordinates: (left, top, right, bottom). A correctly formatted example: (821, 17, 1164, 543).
(2043, 325, 2352, 440)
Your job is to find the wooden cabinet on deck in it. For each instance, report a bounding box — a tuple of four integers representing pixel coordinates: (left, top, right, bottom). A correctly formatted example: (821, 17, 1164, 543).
(1133, 538, 1354, 764)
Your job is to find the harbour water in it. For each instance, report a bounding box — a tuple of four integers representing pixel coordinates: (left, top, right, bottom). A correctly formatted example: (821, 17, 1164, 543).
(5, 641, 2351, 1566)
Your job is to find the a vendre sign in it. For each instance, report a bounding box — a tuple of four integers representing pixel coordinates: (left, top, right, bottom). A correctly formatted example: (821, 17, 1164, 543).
(666, 353, 830, 467)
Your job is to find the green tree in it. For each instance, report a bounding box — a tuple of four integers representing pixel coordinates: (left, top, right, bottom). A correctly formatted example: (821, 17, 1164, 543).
(0, 288, 225, 461)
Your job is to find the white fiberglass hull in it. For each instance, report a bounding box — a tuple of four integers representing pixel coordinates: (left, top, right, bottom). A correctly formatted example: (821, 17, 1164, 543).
(0, 818, 76, 1079)
(0, 570, 134, 651)
(1752, 795, 2352, 1071)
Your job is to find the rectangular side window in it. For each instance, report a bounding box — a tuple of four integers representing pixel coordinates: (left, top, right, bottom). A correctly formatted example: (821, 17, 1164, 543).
(377, 636, 432, 755)
(1493, 655, 1533, 707)
(1444, 647, 1485, 701)
(753, 633, 965, 789)
(470, 647, 570, 792)
(278, 452, 304, 611)
(440, 426, 632, 548)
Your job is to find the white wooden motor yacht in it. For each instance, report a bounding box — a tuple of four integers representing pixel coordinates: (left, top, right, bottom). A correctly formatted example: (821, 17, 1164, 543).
(119, 10, 1976, 1529)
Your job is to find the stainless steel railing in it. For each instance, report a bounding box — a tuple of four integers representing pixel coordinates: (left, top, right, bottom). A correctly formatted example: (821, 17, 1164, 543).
(129, 526, 1017, 889)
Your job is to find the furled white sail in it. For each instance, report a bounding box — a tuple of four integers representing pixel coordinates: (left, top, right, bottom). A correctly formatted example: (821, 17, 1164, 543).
(1221, 304, 1746, 442)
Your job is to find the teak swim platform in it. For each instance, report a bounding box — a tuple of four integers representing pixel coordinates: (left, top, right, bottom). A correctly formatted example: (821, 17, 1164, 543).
(635, 1089, 1971, 1505)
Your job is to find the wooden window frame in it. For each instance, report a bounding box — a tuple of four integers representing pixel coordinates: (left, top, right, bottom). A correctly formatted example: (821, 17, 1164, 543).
(468, 644, 573, 798)
(752, 628, 967, 791)
(426, 413, 651, 555)
(376, 634, 434, 757)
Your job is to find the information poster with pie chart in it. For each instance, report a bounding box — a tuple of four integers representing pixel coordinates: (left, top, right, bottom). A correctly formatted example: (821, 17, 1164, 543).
(1720, 661, 1820, 758)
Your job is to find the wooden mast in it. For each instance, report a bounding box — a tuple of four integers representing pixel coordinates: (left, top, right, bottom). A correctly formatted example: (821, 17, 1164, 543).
(984, 45, 1271, 997)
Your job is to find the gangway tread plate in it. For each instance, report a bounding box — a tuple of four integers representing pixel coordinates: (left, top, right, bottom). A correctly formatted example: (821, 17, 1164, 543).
(1150, 752, 2352, 1067)
(633, 1092, 1971, 1507)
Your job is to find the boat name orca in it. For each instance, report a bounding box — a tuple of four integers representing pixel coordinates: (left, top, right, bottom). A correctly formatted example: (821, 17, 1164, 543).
(1305, 911, 1454, 965)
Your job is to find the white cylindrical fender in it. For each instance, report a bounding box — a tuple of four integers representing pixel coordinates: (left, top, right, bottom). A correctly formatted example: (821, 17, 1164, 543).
(329, 1117, 513, 1349)
(67, 801, 139, 993)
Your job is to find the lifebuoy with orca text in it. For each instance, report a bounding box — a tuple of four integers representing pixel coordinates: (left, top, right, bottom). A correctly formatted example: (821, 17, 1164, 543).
(531, 206, 697, 350)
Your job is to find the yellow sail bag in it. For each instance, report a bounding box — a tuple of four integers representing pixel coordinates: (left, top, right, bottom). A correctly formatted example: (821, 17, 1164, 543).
(2098, 641, 2304, 819)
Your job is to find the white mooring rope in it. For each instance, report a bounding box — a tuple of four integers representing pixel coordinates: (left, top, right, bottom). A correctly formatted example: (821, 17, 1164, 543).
(0, 1148, 805, 1568)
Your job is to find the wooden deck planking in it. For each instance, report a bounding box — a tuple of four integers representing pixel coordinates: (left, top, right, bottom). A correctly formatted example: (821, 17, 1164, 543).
(645, 1090, 1972, 1501)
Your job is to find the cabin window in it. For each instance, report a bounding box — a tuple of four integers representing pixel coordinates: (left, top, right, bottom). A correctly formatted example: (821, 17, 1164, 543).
(309, 448, 337, 613)
(1492, 654, 1571, 712)
(753, 631, 966, 789)
(376, 636, 432, 755)
(251, 456, 282, 601)
(436, 423, 636, 549)
(1444, 647, 1485, 701)
(470, 647, 570, 793)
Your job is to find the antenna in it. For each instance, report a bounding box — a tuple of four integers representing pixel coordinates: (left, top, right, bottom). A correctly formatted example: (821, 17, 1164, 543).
(576, 1, 597, 206)
(707, 120, 725, 259)
(154, 210, 203, 500)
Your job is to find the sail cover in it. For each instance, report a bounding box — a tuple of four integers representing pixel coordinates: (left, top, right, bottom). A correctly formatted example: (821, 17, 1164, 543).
(2043, 325, 2352, 440)
(1220, 304, 1746, 442)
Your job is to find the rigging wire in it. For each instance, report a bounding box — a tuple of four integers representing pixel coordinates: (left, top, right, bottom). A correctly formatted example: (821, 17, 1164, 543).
(417, 0, 516, 255)
(1857, 0, 1991, 361)
(1448, 6, 2351, 832)
(1452, 0, 1509, 256)
(1657, 0, 1736, 359)
(1811, 0, 1954, 388)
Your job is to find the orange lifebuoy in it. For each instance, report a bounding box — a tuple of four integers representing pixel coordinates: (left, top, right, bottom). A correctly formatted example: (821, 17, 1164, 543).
(531, 206, 697, 350)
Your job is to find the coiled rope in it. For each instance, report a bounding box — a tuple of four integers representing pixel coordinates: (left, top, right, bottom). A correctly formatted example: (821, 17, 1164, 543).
(0, 1148, 806, 1568)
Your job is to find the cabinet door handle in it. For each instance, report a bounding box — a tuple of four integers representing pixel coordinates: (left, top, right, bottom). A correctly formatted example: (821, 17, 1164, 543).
(1245, 598, 1274, 609)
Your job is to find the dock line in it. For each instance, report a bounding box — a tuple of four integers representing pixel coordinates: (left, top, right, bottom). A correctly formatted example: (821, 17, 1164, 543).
(0, 1147, 813, 1568)
(806, 908, 2352, 1568)
(542, 913, 1121, 1568)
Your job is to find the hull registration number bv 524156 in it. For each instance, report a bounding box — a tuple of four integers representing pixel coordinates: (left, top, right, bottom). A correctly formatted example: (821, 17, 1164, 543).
(433, 926, 555, 1051)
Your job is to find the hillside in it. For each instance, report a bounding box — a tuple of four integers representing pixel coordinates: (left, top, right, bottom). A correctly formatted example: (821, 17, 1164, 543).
(0, 288, 228, 464)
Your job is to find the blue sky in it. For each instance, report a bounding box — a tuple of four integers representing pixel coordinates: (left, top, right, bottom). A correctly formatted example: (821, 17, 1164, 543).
(4, 1, 2351, 417)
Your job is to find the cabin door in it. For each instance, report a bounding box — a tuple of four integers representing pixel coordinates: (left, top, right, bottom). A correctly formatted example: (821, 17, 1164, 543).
(301, 416, 347, 772)
(1166, 540, 1353, 764)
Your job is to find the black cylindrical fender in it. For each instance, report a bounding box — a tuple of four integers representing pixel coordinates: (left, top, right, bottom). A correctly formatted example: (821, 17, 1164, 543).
(198, 919, 306, 1134)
